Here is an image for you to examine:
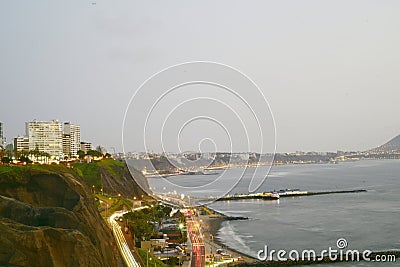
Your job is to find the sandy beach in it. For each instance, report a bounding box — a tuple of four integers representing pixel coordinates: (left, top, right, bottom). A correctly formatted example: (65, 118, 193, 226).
(198, 213, 257, 264)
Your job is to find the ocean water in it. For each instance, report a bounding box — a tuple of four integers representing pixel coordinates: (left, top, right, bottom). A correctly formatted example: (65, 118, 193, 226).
(148, 160, 400, 266)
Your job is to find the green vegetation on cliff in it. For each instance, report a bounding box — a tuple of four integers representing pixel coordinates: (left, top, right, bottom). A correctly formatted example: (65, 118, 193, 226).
(96, 193, 133, 217)
(0, 159, 151, 267)
(73, 161, 100, 187)
(72, 159, 150, 199)
(72, 159, 125, 188)
(0, 163, 125, 267)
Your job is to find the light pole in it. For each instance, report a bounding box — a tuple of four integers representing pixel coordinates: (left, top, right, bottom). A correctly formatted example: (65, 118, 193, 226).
(146, 249, 148, 267)
(106, 197, 111, 218)
(210, 234, 214, 267)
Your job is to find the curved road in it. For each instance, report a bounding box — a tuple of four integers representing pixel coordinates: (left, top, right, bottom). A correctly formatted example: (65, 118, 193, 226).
(109, 211, 141, 267)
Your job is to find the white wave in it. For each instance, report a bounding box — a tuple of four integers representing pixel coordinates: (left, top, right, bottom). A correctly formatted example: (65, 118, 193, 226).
(217, 221, 253, 256)
(268, 171, 289, 177)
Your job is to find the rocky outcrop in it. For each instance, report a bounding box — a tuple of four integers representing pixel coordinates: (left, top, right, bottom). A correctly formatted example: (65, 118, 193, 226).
(0, 167, 124, 267)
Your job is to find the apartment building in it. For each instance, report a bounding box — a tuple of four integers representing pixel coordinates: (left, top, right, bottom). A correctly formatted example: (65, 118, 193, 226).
(14, 136, 29, 153)
(63, 122, 81, 157)
(0, 122, 5, 148)
(26, 120, 63, 160)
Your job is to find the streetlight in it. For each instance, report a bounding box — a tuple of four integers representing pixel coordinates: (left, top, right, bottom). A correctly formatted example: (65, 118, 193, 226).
(210, 234, 214, 266)
(146, 249, 148, 267)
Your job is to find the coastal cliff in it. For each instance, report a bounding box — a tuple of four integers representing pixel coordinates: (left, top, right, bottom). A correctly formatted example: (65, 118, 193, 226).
(0, 160, 145, 267)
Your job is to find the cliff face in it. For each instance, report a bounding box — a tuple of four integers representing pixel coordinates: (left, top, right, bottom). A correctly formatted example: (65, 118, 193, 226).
(0, 166, 124, 267)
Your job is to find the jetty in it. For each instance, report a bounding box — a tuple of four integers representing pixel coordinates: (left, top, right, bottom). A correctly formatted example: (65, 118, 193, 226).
(215, 189, 367, 202)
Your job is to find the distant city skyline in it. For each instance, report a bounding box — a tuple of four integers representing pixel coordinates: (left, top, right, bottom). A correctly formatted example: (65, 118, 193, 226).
(1, 1, 400, 152)
(1, 117, 397, 153)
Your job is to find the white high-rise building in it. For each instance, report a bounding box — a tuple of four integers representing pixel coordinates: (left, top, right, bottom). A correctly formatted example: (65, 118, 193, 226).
(0, 122, 5, 148)
(63, 122, 81, 158)
(26, 120, 63, 160)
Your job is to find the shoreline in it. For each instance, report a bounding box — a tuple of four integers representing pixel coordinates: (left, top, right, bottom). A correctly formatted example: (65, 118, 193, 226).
(199, 213, 257, 264)
(199, 210, 400, 266)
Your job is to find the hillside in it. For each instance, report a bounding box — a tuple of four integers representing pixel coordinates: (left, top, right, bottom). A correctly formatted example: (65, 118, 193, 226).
(73, 159, 152, 199)
(0, 160, 151, 266)
(371, 134, 400, 152)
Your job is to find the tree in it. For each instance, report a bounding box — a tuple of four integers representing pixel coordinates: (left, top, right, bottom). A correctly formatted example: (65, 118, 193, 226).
(16, 150, 29, 160)
(4, 149, 12, 159)
(87, 149, 103, 158)
(19, 156, 32, 164)
(77, 150, 85, 160)
(29, 149, 40, 162)
(96, 145, 106, 155)
(5, 144, 13, 158)
(42, 152, 51, 163)
(0, 147, 4, 162)
(1, 157, 12, 164)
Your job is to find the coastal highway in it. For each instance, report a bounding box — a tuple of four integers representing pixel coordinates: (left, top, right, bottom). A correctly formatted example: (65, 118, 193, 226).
(109, 211, 141, 267)
(185, 211, 206, 267)
(154, 194, 206, 266)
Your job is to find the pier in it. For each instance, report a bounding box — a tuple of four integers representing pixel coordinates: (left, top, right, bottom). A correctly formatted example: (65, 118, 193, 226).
(215, 189, 367, 202)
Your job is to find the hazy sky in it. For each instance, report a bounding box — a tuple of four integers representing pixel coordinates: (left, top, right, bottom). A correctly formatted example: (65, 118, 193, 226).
(1, 1, 399, 153)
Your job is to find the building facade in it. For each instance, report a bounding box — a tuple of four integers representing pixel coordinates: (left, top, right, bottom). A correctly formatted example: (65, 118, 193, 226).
(62, 134, 71, 158)
(80, 142, 92, 153)
(0, 122, 5, 148)
(63, 122, 81, 158)
(14, 136, 29, 153)
(26, 120, 63, 160)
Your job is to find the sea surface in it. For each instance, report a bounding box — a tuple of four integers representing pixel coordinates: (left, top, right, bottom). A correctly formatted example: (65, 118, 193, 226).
(148, 160, 400, 266)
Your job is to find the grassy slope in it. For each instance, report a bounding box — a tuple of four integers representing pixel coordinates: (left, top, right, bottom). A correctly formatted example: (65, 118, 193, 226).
(96, 193, 133, 216)
(0, 161, 135, 219)
(0, 159, 126, 191)
(72, 159, 126, 188)
(0, 164, 72, 182)
(72, 162, 101, 187)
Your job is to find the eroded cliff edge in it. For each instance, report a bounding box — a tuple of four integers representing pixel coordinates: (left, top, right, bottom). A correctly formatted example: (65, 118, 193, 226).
(0, 164, 125, 267)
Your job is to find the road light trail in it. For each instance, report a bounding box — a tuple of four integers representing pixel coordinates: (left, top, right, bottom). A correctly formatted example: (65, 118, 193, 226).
(155, 194, 207, 267)
(109, 211, 141, 267)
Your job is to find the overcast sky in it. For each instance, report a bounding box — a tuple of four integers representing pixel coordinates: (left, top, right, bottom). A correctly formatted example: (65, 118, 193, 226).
(1, 1, 399, 153)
